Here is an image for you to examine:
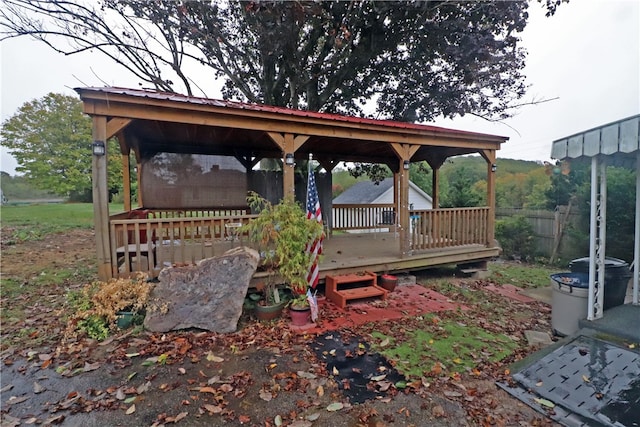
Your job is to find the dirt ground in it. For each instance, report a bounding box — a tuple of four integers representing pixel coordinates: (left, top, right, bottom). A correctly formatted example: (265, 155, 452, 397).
(1, 229, 558, 426)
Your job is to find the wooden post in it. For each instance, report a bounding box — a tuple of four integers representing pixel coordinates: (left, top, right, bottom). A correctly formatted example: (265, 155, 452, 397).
(482, 150, 497, 247)
(92, 116, 112, 280)
(432, 167, 440, 208)
(399, 158, 411, 257)
(389, 143, 419, 257)
(282, 133, 296, 198)
(121, 151, 131, 212)
(266, 132, 309, 199)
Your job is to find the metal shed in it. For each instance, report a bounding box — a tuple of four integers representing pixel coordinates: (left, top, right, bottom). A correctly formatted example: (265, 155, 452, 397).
(551, 114, 639, 320)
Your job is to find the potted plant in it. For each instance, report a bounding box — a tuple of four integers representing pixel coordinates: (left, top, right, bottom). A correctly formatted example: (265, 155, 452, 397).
(242, 192, 324, 321)
(287, 292, 312, 326)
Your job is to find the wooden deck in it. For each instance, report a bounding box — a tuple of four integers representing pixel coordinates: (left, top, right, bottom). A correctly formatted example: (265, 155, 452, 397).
(313, 232, 498, 283)
(109, 207, 498, 283)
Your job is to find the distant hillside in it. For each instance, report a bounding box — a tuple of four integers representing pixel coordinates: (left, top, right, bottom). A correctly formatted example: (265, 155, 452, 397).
(440, 155, 542, 179)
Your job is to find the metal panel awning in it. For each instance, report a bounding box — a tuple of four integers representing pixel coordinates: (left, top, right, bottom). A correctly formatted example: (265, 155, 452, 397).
(551, 115, 639, 168)
(550, 114, 640, 321)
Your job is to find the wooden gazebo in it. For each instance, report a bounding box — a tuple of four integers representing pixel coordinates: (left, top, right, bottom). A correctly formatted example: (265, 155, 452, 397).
(76, 87, 508, 282)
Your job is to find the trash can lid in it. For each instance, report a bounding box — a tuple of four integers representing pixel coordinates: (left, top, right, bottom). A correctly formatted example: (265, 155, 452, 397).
(569, 257, 629, 269)
(551, 272, 589, 288)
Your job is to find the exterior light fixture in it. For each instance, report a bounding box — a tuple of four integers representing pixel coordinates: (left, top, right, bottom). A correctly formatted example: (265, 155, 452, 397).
(491, 163, 497, 173)
(285, 153, 295, 166)
(92, 140, 106, 156)
(403, 160, 410, 170)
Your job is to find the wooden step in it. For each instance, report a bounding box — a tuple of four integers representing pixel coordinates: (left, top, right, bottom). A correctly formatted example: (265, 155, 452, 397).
(325, 272, 387, 308)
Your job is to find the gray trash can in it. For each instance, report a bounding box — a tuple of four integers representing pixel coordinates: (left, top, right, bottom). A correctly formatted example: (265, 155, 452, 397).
(551, 272, 589, 336)
(568, 257, 632, 310)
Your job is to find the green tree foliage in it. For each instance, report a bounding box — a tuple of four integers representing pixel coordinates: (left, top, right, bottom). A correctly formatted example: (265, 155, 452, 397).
(440, 166, 482, 208)
(0, 172, 57, 200)
(570, 166, 637, 262)
(0, 93, 122, 200)
(495, 215, 535, 260)
(1, 1, 561, 121)
(1, 1, 564, 184)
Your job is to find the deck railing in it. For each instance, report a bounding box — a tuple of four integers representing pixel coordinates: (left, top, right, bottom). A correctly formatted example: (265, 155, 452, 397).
(110, 208, 256, 277)
(332, 203, 396, 231)
(409, 207, 489, 250)
(109, 206, 490, 277)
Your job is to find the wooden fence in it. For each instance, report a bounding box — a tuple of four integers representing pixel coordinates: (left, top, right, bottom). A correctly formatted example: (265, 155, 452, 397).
(495, 206, 579, 259)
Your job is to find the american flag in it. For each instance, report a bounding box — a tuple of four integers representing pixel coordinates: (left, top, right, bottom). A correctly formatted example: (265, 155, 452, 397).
(306, 160, 323, 289)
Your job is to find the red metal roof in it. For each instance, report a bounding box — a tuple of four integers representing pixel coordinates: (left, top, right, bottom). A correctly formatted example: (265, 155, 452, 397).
(76, 86, 507, 141)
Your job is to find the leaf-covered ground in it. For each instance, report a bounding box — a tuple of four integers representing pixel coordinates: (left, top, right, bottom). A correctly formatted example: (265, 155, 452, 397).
(1, 228, 559, 426)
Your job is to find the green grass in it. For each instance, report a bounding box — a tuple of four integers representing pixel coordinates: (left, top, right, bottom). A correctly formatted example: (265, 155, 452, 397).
(369, 314, 517, 379)
(0, 203, 124, 241)
(488, 261, 561, 288)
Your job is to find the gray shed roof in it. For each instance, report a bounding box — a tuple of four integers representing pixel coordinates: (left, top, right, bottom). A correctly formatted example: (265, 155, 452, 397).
(551, 115, 639, 168)
(332, 178, 394, 204)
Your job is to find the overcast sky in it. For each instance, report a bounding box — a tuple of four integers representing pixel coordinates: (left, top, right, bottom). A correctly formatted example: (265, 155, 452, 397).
(1, 0, 639, 175)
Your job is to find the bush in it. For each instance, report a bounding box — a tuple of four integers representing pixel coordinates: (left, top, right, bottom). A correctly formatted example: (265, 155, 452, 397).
(65, 273, 153, 341)
(495, 215, 535, 261)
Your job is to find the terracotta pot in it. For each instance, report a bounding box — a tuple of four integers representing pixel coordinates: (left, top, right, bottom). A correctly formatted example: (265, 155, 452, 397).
(379, 274, 398, 292)
(289, 306, 311, 326)
(254, 302, 285, 321)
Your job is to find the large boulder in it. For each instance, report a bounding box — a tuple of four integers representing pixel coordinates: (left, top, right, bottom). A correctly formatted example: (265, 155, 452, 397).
(144, 246, 260, 333)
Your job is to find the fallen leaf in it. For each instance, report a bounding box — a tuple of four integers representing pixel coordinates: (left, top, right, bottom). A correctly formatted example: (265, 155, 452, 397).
(297, 371, 317, 379)
(136, 381, 151, 394)
(238, 414, 251, 424)
(206, 352, 224, 363)
(377, 381, 392, 392)
(329, 349, 337, 356)
(0, 384, 14, 393)
(198, 386, 216, 394)
(6, 395, 29, 405)
(444, 390, 462, 397)
(452, 357, 462, 364)
(370, 374, 387, 382)
(259, 390, 273, 401)
(380, 338, 390, 347)
(1, 414, 20, 427)
(629, 344, 636, 349)
(326, 402, 344, 412)
(305, 413, 321, 421)
(274, 414, 283, 426)
(116, 388, 126, 400)
(582, 375, 590, 383)
(124, 396, 137, 404)
(203, 404, 223, 414)
(126, 352, 140, 358)
(316, 385, 324, 397)
(536, 381, 543, 387)
(432, 405, 445, 417)
(534, 397, 555, 408)
(33, 382, 44, 394)
(332, 366, 339, 376)
(43, 415, 65, 425)
(431, 363, 442, 375)
(178, 368, 186, 375)
(83, 361, 101, 372)
(126, 404, 136, 414)
(167, 411, 188, 423)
